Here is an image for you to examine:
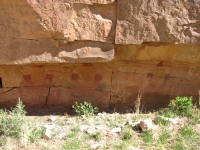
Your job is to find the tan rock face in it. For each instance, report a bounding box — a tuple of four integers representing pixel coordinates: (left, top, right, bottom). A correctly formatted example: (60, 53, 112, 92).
(74, 0, 115, 4)
(0, 0, 200, 64)
(0, 0, 200, 110)
(116, 0, 200, 44)
(0, 0, 115, 64)
(27, 0, 116, 43)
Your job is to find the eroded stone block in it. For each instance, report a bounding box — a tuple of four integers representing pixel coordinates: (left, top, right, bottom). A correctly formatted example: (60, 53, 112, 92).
(116, 0, 200, 44)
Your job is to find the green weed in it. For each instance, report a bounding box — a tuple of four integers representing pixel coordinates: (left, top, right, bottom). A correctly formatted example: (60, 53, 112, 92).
(61, 138, 82, 150)
(172, 143, 187, 150)
(122, 130, 133, 140)
(180, 125, 197, 138)
(158, 108, 177, 118)
(155, 117, 170, 126)
(71, 125, 80, 133)
(169, 96, 193, 117)
(0, 100, 44, 145)
(0, 100, 27, 138)
(90, 132, 102, 141)
(72, 101, 98, 116)
(190, 109, 200, 124)
(158, 129, 171, 145)
(142, 130, 153, 143)
(29, 127, 45, 143)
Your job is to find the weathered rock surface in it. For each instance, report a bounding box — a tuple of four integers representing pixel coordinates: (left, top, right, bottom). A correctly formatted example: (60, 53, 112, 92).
(0, 0, 115, 64)
(12, 41, 114, 64)
(27, 0, 116, 43)
(74, 0, 115, 4)
(1, 0, 200, 64)
(116, 0, 200, 44)
(0, 0, 200, 110)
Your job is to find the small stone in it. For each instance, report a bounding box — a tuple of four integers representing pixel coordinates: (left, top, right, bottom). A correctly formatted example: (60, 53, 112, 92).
(96, 125, 104, 131)
(130, 120, 141, 127)
(194, 124, 200, 134)
(102, 130, 108, 135)
(91, 143, 101, 149)
(43, 129, 51, 140)
(126, 120, 133, 126)
(58, 133, 67, 140)
(128, 146, 139, 150)
(63, 112, 68, 116)
(178, 117, 188, 125)
(47, 116, 57, 122)
(97, 113, 106, 119)
(159, 116, 179, 124)
(140, 119, 157, 131)
(87, 128, 96, 134)
(80, 125, 88, 132)
(120, 122, 127, 128)
(90, 141, 104, 149)
(168, 126, 173, 130)
(43, 124, 55, 130)
(111, 127, 121, 133)
(82, 115, 87, 119)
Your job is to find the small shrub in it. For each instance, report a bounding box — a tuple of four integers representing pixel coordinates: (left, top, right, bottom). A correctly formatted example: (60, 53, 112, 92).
(0, 100, 27, 138)
(29, 127, 45, 142)
(72, 101, 98, 116)
(168, 96, 193, 116)
(122, 130, 132, 140)
(0, 100, 44, 144)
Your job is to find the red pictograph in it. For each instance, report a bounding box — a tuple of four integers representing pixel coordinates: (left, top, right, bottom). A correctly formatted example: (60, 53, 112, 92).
(147, 73, 170, 91)
(23, 74, 53, 94)
(71, 73, 102, 96)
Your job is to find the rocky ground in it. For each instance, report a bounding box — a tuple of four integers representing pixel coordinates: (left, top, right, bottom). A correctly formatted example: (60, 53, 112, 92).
(0, 106, 200, 150)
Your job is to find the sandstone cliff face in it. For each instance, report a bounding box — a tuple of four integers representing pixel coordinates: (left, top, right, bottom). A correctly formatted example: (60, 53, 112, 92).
(116, 0, 200, 44)
(0, 0, 199, 64)
(0, 0, 199, 110)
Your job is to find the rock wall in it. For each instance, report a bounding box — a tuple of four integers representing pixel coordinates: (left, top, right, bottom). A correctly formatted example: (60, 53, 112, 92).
(0, 0, 199, 110)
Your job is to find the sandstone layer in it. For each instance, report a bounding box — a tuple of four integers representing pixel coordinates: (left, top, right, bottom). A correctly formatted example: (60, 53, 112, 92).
(0, 44, 200, 110)
(0, 0, 199, 110)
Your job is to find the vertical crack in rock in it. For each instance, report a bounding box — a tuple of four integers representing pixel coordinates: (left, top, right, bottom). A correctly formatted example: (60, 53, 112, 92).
(113, 0, 118, 44)
(109, 61, 114, 108)
(46, 87, 51, 106)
